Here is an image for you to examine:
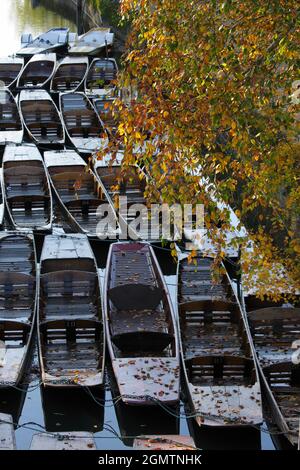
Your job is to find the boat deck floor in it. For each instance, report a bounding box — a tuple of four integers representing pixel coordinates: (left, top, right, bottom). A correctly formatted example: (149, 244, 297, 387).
(110, 307, 168, 337)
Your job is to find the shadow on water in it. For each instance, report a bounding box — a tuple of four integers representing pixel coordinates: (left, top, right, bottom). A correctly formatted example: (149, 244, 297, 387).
(41, 386, 105, 433)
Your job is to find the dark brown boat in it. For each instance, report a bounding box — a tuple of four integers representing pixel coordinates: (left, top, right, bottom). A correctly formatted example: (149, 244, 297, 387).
(246, 300, 300, 447)
(104, 242, 180, 405)
(38, 234, 105, 388)
(177, 252, 263, 428)
(0, 232, 37, 388)
(2, 144, 53, 232)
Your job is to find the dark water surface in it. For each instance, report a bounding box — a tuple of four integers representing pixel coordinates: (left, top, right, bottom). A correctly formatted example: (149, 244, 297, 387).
(0, 0, 276, 451)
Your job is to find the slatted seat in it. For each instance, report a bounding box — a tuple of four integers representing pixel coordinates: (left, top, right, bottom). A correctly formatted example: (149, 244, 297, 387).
(9, 195, 50, 228)
(0, 273, 35, 322)
(40, 271, 99, 322)
(40, 319, 103, 372)
(52, 64, 87, 91)
(0, 320, 31, 345)
(86, 60, 117, 88)
(52, 172, 101, 203)
(5, 167, 48, 199)
(0, 65, 23, 86)
(0, 235, 34, 274)
(186, 355, 255, 386)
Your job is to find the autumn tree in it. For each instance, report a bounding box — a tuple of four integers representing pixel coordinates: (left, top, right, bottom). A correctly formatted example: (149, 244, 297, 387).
(102, 0, 300, 299)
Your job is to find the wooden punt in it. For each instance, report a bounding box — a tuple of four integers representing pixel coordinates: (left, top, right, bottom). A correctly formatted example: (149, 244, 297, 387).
(246, 302, 300, 447)
(17, 28, 70, 58)
(69, 28, 114, 57)
(85, 58, 118, 97)
(19, 90, 65, 146)
(93, 151, 154, 240)
(0, 88, 24, 145)
(0, 232, 37, 389)
(44, 149, 117, 238)
(50, 56, 89, 93)
(104, 242, 180, 405)
(60, 92, 107, 155)
(0, 57, 24, 89)
(38, 234, 105, 388)
(177, 251, 263, 428)
(2, 145, 53, 232)
(17, 53, 56, 89)
(133, 435, 196, 450)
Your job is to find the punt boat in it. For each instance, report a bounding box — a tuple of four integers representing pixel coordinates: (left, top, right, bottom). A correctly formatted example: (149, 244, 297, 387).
(68, 28, 114, 56)
(50, 56, 89, 93)
(2, 144, 53, 232)
(177, 251, 263, 428)
(17, 53, 56, 89)
(60, 92, 107, 155)
(17, 28, 70, 57)
(0, 232, 37, 389)
(38, 233, 105, 388)
(104, 242, 180, 405)
(0, 88, 23, 145)
(19, 89, 65, 146)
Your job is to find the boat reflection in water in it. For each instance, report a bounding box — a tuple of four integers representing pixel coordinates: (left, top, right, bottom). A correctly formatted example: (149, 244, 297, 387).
(41, 386, 105, 433)
(0, 385, 28, 428)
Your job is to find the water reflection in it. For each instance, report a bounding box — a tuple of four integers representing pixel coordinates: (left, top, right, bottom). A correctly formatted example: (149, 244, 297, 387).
(0, 0, 76, 56)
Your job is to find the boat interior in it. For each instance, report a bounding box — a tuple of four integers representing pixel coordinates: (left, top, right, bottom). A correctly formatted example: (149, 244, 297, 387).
(61, 93, 103, 140)
(248, 306, 300, 443)
(51, 169, 106, 235)
(18, 60, 55, 87)
(39, 249, 103, 385)
(179, 255, 257, 389)
(52, 62, 88, 92)
(0, 91, 22, 133)
(0, 235, 36, 385)
(107, 243, 176, 358)
(4, 161, 51, 229)
(86, 59, 117, 91)
(0, 63, 23, 87)
(21, 100, 64, 143)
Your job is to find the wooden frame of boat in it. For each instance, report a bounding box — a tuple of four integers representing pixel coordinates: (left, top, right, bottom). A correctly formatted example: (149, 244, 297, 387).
(0, 88, 24, 145)
(177, 251, 263, 428)
(0, 57, 24, 89)
(245, 301, 300, 447)
(17, 53, 56, 89)
(104, 242, 180, 406)
(69, 28, 114, 57)
(60, 91, 107, 154)
(44, 149, 117, 238)
(0, 232, 37, 389)
(37, 234, 105, 388)
(17, 28, 70, 57)
(50, 56, 89, 93)
(2, 144, 53, 232)
(19, 90, 65, 146)
(85, 58, 118, 97)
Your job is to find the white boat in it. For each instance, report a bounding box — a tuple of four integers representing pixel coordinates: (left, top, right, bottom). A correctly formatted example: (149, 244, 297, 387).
(60, 91, 107, 154)
(17, 53, 56, 89)
(0, 88, 24, 145)
(17, 28, 70, 57)
(85, 58, 118, 97)
(19, 89, 65, 146)
(50, 56, 89, 93)
(0, 57, 24, 88)
(2, 144, 53, 232)
(69, 28, 114, 56)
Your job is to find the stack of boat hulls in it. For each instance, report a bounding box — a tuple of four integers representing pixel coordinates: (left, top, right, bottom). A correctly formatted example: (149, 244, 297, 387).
(0, 27, 299, 451)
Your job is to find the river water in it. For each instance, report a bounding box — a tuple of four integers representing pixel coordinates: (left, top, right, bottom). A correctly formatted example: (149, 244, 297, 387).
(0, 0, 277, 451)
